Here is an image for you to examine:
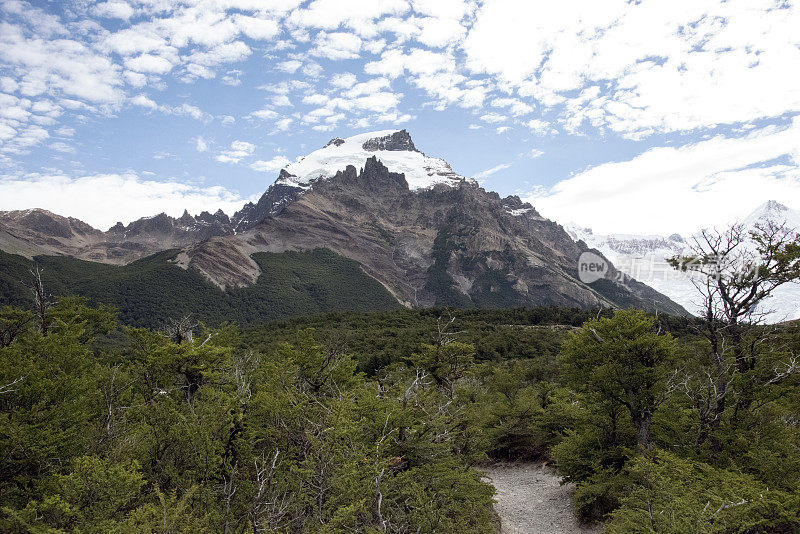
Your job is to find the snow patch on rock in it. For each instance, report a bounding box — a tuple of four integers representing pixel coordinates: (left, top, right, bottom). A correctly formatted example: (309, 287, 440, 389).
(276, 130, 473, 191)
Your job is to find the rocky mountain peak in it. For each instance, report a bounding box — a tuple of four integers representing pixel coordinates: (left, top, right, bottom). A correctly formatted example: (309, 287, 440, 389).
(231, 130, 473, 232)
(762, 200, 788, 213)
(325, 137, 345, 148)
(361, 130, 417, 152)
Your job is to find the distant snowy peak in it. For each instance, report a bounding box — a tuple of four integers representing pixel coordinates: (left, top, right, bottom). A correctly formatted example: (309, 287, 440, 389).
(276, 129, 473, 191)
(567, 200, 800, 322)
(565, 225, 688, 258)
(742, 200, 800, 231)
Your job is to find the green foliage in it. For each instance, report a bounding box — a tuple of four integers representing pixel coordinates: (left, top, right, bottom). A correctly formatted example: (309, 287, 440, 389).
(0, 248, 400, 328)
(605, 451, 800, 533)
(0, 294, 796, 533)
(423, 227, 474, 307)
(1, 300, 507, 533)
(559, 310, 677, 450)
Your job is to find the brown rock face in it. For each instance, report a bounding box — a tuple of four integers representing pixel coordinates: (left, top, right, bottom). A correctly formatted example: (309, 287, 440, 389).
(0, 208, 233, 264)
(185, 157, 686, 315)
(0, 135, 686, 316)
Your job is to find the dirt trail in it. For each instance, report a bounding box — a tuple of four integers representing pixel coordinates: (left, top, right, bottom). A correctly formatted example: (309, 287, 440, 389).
(483, 463, 600, 534)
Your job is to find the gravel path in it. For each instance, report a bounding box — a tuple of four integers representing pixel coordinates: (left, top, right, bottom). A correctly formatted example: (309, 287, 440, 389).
(483, 463, 600, 534)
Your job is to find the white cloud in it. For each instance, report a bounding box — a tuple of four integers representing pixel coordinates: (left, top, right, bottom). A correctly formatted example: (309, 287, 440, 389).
(91, 1, 135, 20)
(183, 40, 252, 75)
(331, 72, 357, 88)
(275, 117, 293, 131)
(288, 0, 409, 32)
(215, 139, 256, 164)
(311, 32, 362, 60)
(276, 59, 302, 73)
(464, 0, 800, 136)
(365, 48, 454, 78)
(0, 19, 124, 104)
(530, 120, 800, 234)
(249, 155, 291, 172)
(271, 94, 292, 107)
(221, 69, 242, 85)
(0, 172, 252, 229)
(525, 119, 556, 136)
(233, 14, 280, 40)
(194, 136, 209, 152)
(474, 162, 512, 180)
(491, 97, 533, 116)
(131, 96, 210, 121)
(248, 108, 279, 120)
(479, 112, 506, 124)
(125, 54, 174, 74)
(412, 0, 472, 19)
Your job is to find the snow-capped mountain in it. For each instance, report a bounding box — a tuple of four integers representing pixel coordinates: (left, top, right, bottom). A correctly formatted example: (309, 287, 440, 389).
(279, 130, 470, 191)
(567, 200, 800, 322)
(1, 129, 687, 316)
(231, 130, 472, 232)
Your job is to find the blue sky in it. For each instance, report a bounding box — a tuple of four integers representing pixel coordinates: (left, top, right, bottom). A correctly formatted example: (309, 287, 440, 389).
(1, 0, 799, 234)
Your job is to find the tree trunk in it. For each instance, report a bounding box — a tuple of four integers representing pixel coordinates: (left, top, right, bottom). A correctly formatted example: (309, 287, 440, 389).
(633, 414, 653, 451)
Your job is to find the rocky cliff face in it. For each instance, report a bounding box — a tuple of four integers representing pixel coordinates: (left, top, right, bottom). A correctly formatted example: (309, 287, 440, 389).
(0, 130, 687, 315)
(185, 156, 686, 314)
(0, 208, 233, 264)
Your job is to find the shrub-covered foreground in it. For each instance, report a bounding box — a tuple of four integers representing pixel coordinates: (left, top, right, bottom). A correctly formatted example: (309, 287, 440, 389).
(1, 299, 799, 533)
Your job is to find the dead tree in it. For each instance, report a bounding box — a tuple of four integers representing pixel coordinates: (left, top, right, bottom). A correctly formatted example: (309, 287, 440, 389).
(165, 315, 198, 344)
(669, 220, 800, 442)
(29, 266, 51, 335)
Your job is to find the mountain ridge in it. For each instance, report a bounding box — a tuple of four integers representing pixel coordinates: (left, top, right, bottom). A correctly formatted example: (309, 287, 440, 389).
(0, 130, 688, 317)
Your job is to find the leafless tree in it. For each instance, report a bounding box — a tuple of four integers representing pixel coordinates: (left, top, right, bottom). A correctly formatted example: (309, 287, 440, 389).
(165, 314, 198, 344)
(250, 449, 289, 532)
(29, 266, 51, 335)
(0, 376, 25, 395)
(670, 220, 800, 443)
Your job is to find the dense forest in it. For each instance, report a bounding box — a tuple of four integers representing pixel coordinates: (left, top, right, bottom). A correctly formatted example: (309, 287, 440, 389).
(1, 296, 798, 532)
(0, 249, 400, 328)
(1, 222, 799, 532)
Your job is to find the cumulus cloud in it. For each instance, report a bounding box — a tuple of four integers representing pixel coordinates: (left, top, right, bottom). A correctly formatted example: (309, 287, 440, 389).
(131, 95, 211, 121)
(311, 32, 362, 60)
(288, 0, 409, 32)
(530, 120, 800, 234)
(91, 1, 135, 20)
(464, 0, 800, 136)
(194, 136, 209, 152)
(0, 172, 252, 229)
(215, 140, 256, 164)
(479, 112, 506, 124)
(249, 155, 291, 172)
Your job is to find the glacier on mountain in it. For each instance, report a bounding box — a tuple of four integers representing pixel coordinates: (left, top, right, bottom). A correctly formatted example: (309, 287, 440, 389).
(567, 201, 800, 322)
(276, 130, 472, 191)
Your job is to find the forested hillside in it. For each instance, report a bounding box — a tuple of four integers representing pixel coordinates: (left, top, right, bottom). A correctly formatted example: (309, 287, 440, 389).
(0, 248, 400, 327)
(1, 296, 798, 532)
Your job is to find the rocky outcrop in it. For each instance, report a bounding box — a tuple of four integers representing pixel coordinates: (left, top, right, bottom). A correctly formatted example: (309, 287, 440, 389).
(361, 130, 417, 152)
(0, 130, 688, 316)
(0, 208, 233, 264)
(185, 157, 687, 315)
(230, 170, 305, 232)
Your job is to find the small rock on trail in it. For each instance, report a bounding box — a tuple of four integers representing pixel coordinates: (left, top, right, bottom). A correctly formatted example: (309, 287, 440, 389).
(483, 463, 600, 534)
